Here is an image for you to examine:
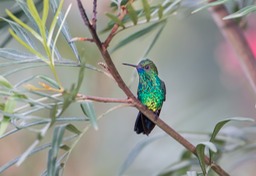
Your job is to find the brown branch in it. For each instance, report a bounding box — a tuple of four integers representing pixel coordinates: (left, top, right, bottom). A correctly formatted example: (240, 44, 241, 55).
(76, 94, 132, 104)
(92, 0, 97, 29)
(76, 1, 229, 175)
(208, 0, 256, 94)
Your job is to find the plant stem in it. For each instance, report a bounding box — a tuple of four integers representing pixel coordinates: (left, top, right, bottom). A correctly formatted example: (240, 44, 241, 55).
(208, 0, 256, 94)
(76, 94, 133, 104)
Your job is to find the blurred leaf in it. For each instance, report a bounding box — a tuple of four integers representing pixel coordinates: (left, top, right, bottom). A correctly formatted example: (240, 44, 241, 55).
(60, 145, 70, 151)
(6, 9, 42, 42)
(59, 63, 85, 115)
(127, 3, 138, 25)
(49, 104, 58, 127)
(0, 97, 16, 136)
(0, 134, 77, 174)
(66, 124, 81, 135)
(42, 0, 49, 25)
(47, 124, 66, 176)
(47, 0, 64, 46)
(195, 144, 206, 175)
(186, 171, 198, 176)
(106, 13, 125, 28)
(1, 17, 35, 49)
(111, 20, 165, 53)
(181, 150, 192, 160)
(8, 28, 48, 63)
(0, 76, 12, 89)
(51, 3, 72, 64)
(199, 141, 217, 153)
(158, 5, 164, 19)
(0, 48, 39, 61)
(16, 0, 43, 32)
(192, 0, 230, 14)
(223, 5, 256, 20)
(210, 117, 254, 142)
(50, 0, 80, 62)
(142, 0, 151, 22)
(80, 102, 98, 130)
(143, 20, 166, 57)
(37, 75, 60, 89)
(196, 142, 217, 176)
(27, 0, 43, 32)
(118, 134, 165, 176)
(158, 160, 192, 176)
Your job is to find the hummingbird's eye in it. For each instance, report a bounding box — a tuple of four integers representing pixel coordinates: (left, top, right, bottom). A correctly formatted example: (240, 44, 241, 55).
(145, 65, 150, 70)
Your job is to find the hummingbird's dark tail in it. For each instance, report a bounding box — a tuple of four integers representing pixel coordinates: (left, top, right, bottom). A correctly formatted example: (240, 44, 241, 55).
(134, 110, 160, 135)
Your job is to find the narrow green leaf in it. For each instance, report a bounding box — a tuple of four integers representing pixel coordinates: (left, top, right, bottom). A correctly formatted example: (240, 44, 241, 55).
(66, 124, 81, 135)
(49, 104, 58, 127)
(106, 13, 125, 28)
(80, 102, 98, 130)
(210, 117, 254, 142)
(47, 124, 66, 176)
(223, 5, 256, 20)
(0, 48, 39, 61)
(192, 0, 229, 14)
(60, 145, 70, 151)
(0, 76, 12, 89)
(6, 9, 42, 42)
(16, 0, 43, 32)
(111, 20, 164, 53)
(199, 141, 217, 153)
(27, 0, 42, 29)
(158, 5, 164, 19)
(142, 0, 151, 21)
(0, 17, 35, 48)
(195, 144, 206, 175)
(51, 3, 72, 64)
(42, 0, 49, 25)
(127, 3, 138, 25)
(17, 139, 40, 166)
(50, 0, 80, 62)
(8, 28, 49, 64)
(0, 134, 76, 174)
(47, 0, 65, 47)
(37, 75, 60, 89)
(143, 20, 166, 57)
(0, 97, 16, 136)
(13, 91, 28, 99)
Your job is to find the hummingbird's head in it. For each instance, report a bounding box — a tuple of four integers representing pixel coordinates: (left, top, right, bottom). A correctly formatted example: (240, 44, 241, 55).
(123, 59, 158, 75)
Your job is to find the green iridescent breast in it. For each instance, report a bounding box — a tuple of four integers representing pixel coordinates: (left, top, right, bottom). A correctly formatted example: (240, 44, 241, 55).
(137, 72, 165, 112)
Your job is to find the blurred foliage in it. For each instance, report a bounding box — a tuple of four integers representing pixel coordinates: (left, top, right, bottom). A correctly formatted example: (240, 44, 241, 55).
(0, 0, 256, 175)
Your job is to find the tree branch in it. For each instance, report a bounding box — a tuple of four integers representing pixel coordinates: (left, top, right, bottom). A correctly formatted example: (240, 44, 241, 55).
(76, 1, 229, 175)
(208, 0, 256, 94)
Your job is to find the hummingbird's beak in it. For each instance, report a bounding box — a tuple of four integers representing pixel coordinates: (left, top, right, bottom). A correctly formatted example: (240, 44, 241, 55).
(122, 63, 137, 68)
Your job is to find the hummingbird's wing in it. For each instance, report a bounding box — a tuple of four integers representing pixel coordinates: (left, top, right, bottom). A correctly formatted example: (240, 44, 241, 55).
(134, 109, 161, 135)
(161, 80, 166, 101)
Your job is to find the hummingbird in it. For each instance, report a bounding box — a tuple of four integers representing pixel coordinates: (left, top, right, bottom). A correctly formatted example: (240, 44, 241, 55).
(123, 59, 166, 135)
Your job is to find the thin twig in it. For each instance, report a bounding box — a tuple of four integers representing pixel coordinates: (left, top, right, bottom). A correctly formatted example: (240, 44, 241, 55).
(104, 6, 128, 48)
(92, 0, 97, 29)
(69, 37, 94, 43)
(208, 0, 256, 94)
(76, 1, 229, 175)
(76, 94, 133, 104)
